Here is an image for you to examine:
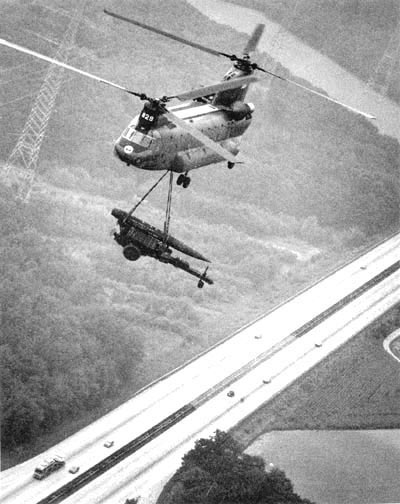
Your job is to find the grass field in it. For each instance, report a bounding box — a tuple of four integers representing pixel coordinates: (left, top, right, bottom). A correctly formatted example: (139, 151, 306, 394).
(246, 429, 400, 504)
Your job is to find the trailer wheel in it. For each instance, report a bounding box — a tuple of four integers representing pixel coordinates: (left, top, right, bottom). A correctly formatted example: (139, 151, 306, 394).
(123, 245, 141, 261)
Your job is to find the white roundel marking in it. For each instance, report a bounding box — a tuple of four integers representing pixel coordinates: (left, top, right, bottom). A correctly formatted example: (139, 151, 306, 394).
(124, 145, 134, 154)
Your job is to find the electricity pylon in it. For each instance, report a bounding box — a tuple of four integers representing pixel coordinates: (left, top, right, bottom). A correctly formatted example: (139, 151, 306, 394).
(368, 21, 400, 98)
(1, 2, 87, 201)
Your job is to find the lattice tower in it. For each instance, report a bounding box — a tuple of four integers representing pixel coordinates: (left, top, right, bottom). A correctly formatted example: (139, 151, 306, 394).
(1, 1, 88, 201)
(367, 20, 400, 98)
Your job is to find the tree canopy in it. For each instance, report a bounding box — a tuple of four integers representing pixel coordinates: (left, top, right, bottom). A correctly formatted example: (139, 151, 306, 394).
(158, 430, 314, 504)
(0, 194, 144, 450)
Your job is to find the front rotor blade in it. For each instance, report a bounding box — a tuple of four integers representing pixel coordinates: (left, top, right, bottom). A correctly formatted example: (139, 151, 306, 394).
(170, 75, 258, 101)
(0, 37, 144, 97)
(260, 66, 376, 120)
(164, 111, 239, 164)
(243, 23, 265, 54)
(104, 9, 222, 58)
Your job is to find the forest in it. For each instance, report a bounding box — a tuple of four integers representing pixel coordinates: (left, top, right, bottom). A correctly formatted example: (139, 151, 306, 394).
(157, 430, 314, 503)
(1, 0, 399, 467)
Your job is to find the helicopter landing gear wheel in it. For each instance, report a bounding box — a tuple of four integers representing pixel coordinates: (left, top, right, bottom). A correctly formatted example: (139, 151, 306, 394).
(177, 173, 191, 188)
(227, 161, 235, 169)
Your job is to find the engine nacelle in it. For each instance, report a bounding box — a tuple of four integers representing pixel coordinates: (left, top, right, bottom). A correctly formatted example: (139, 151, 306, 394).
(229, 102, 255, 120)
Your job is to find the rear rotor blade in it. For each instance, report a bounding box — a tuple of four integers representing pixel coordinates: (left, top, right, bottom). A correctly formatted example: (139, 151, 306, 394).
(170, 75, 258, 101)
(164, 111, 239, 164)
(259, 66, 376, 119)
(243, 23, 265, 54)
(0, 37, 146, 98)
(104, 10, 268, 70)
(104, 9, 222, 57)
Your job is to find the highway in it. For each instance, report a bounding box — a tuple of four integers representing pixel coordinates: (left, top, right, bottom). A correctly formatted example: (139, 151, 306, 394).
(1, 233, 399, 504)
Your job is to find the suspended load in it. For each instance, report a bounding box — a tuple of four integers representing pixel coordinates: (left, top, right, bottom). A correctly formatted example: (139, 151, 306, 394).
(112, 209, 213, 288)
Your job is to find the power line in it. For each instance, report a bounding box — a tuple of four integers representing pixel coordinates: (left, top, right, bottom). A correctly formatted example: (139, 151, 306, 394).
(0, 61, 40, 74)
(0, 52, 88, 88)
(0, 67, 47, 86)
(22, 27, 60, 47)
(0, 76, 75, 108)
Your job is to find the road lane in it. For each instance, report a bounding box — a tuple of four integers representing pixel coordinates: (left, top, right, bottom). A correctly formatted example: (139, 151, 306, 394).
(67, 272, 400, 504)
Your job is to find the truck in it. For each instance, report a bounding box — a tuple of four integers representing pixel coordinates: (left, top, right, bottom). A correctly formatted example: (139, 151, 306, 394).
(33, 455, 65, 480)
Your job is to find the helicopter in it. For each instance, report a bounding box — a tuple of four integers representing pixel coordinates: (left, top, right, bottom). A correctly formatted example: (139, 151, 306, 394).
(111, 208, 213, 288)
(0, 9, 375, 189)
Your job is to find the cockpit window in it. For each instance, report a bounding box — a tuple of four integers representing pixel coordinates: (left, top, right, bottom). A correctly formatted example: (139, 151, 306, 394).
(122, 127, 152, 147)
(122, 126, 134, 138)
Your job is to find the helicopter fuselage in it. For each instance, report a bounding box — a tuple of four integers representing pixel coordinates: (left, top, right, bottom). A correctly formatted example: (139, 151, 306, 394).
(114, 102, 253, 172)
(114, 67, 255, 173)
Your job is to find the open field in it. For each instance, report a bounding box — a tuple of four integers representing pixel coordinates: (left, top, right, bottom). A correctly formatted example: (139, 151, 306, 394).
(247, 429, 400, 504)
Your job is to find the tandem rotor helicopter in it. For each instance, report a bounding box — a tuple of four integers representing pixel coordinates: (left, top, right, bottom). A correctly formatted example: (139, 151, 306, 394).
(0, 8, 375, 286)
(0, 9, 375, 188)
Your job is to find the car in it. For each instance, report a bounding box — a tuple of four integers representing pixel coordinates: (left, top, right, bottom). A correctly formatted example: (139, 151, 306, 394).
(103, 440, 114, 448)
(68, 466, 80, 474)
(262, 379, 271, 384)
(314, 342, 322, 348)
(227, 390, 235, 397)
(254, 334, 262, 339)
(33, 455, 65, 480)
